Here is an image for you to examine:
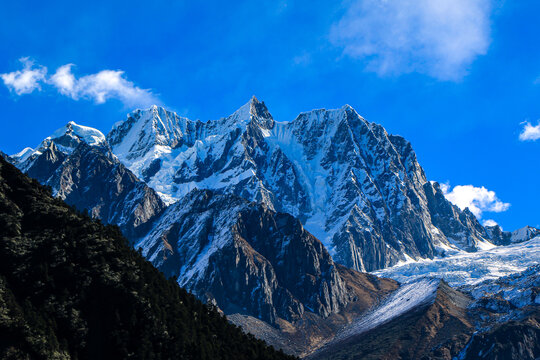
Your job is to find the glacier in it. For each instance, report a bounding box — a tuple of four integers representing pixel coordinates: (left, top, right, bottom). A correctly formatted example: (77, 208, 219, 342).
(373, 236, 540, 287)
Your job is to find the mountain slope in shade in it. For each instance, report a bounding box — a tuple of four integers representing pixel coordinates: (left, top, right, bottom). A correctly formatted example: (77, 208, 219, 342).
(8, 123, 166, 239)
(229, 267, 399, 356)
(137, 188, 350, 324)
(0, 156, 295, 360)
(106, 98, 516, 272)
(457, 317, 540, 360)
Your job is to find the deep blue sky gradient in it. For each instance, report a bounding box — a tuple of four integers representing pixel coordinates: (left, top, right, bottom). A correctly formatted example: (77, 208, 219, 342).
(0, 0, 538, 230)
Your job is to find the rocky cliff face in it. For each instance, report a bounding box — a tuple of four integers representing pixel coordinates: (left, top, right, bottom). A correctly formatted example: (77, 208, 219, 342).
(137, 189, 349, 324)
(107, 98, 504, 271)
(423, 181, 492, 251)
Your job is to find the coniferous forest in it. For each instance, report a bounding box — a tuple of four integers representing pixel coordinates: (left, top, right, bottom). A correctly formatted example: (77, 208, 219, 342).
(0, 156, 295, 360)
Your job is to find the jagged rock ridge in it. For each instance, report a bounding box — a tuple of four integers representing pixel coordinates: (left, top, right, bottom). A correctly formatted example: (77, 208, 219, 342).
(106, 98, 522, 271)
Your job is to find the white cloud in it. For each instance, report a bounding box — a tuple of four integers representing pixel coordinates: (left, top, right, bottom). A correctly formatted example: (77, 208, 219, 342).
(519, 121, 540, 141)
(50, 64, 76, 96)
(330, 0, 492, 80)
(482, 219, 499, 227)
(1, 57, 47, 95)
(2, 59, 158, 107)
(442, 184, 510, 218)
(50, 65, 158, 107)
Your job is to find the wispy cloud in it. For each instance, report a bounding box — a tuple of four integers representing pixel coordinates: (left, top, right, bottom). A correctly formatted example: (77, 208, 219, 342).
(519, 121, 540, 141)
(2, 58, 158, 107)
(0, 57, 47, 95)
(329, 0, 492, 81)
(441, 184, 510, 218)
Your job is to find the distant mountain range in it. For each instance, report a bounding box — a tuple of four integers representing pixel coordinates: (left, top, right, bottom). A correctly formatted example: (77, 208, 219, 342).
(4, 98, 539, 358)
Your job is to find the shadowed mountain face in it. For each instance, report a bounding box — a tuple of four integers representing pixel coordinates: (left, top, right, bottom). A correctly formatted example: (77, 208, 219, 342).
(0, 156, 295, 360)
(310, 272, 540, 360)
(460, 317, 540, 360)
(137, 188, 350, 324)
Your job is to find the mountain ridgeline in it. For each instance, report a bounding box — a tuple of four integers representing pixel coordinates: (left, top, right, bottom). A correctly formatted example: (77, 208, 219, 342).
(12, 98, 530, 270)
(0, 156, 295, 359)
(7, 98, 537, 329)
(105, 99, 528, 270)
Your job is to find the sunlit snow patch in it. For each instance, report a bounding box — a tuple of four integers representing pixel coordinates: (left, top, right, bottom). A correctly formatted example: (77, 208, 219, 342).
(333, 278, 440, 341)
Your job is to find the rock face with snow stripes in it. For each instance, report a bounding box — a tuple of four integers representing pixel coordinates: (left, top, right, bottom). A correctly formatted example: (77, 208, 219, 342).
(137, 189, 349, 324)
(107, 97, 500, 271)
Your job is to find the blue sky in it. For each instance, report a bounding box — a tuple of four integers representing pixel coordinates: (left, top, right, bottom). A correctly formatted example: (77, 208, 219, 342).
(1, 0, 539, 230)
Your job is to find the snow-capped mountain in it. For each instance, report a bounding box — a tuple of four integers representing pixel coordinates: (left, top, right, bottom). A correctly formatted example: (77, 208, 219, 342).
(486, 224, 540, 245)
(106, 97, 516, 271)
(11, 121, 106, 172)
(9, 122, 166, 239)
(9, 98, 537, 274)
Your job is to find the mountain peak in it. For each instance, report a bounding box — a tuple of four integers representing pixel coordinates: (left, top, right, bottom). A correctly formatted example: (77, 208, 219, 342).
(249, 97, 274, 129)
(10, 121, 106, 170)
(51, 121, 106, 147)
(223, 96, 274, 130)
(108, 105, 192, 162)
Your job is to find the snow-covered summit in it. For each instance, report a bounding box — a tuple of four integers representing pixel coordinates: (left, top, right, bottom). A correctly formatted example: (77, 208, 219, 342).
(108, 97, 274, 166)
(12, 98, 529, 274)
(50, 121, 106, 147)
(11, 147, 34, 164)
(218, 96, 274, 131)
(11, 121, 106, 171)
(108, 105, 192, 160)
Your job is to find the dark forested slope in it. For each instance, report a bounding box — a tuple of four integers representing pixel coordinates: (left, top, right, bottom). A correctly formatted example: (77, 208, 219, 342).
(0, 157, 295, 360)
